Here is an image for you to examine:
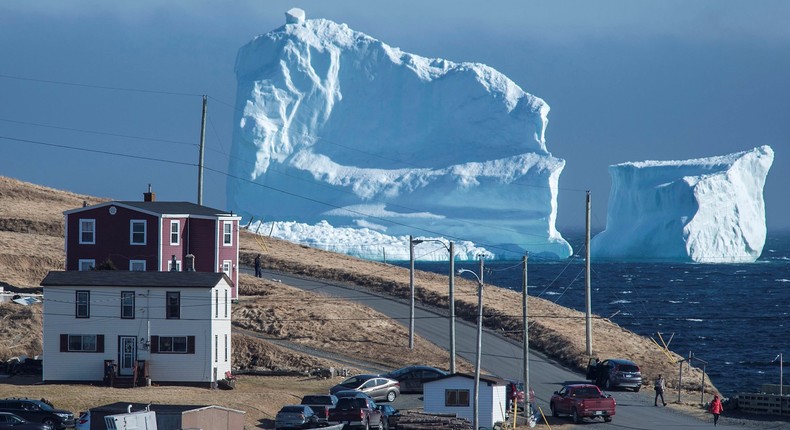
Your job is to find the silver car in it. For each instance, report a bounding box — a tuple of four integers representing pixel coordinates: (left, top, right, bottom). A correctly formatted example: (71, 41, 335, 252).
(329, 374, 400, 402)
(275, 405, 319, 430)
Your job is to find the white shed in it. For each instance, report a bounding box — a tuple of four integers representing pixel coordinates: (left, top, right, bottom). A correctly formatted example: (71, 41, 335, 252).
(423, 373, 509, 429)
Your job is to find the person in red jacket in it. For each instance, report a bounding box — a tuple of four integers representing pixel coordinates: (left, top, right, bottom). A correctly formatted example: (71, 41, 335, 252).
(708, 394, 723, 426)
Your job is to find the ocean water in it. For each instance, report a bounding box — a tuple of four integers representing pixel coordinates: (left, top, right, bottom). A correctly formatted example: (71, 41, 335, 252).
(407, 232, 790, 397)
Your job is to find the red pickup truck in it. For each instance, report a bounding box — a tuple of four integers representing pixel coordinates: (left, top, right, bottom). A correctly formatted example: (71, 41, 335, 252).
(549, 384, 616, 423)
(327, 397, 383, 430)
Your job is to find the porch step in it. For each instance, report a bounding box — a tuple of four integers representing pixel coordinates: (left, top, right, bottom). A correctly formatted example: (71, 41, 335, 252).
(112, 376, 136, 388)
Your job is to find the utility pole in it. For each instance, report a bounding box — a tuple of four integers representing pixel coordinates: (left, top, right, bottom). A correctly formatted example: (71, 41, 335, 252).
(449, 241, 456, 374)
(474, 256, 484, 430)
(197, 95, 207, 206)
(522, 254, 530, 419)
(585, 190, 593, 355)
(409, 235, 417, 349)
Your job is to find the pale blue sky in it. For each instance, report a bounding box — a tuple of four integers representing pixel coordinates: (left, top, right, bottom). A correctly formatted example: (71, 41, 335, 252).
(1, 1, 787, 233)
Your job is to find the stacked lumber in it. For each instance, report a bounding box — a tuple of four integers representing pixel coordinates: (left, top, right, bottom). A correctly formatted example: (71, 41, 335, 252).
(395, 411, 472, 430)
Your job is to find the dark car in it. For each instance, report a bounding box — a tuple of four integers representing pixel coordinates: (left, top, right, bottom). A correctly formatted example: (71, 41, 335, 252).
(300, 394, 338, 425)
(0, 399, 74, 429)
(381, 366, 448, 393)
(330, 375, 400, 402)
(275, 405, 319, 430)
(586, 358, 643, 391)
(333, 390, 372, 400)
(376, 404, 400, 430)
(0, 412, 53, 430)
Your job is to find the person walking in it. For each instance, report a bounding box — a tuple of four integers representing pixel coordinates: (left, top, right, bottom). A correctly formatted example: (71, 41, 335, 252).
(708, 394, 723, 426)
(654, 374, 667, 406)
(254, 253, 262, 278)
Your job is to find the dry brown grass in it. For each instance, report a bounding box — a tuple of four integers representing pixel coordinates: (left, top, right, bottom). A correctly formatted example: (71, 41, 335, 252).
(0, 175, 719, 429)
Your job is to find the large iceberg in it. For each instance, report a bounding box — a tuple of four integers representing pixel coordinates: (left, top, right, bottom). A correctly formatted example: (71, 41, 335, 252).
(227, 9, 572, 259)
(591, 146, 774, 263)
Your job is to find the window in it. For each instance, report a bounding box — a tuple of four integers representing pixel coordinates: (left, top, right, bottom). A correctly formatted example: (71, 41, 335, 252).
(121, 291, 135, 319)
(78, 259, 95, 271)
(130, 260, 146, 271)
(166, 292, 180, 319)
(224, 289, 228, 318)
(79, 219, 95, 244)
(224, 334, 228, 362)
(60, 334, 103, 352)
(155, 336, 189, 353)
(223, 221, 232, 245)
(215, 289, 219, 318)
(170, 220, 180, 245)
(76, 291, 90, 318)
(222, 260, 232, 278)
(215, 334, 218, 362)
(130, 220, 146, 245)
(445, 389, 470, 407)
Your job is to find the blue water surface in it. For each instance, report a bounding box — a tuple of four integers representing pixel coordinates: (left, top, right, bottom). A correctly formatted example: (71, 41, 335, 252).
(406, 232, 790, 397)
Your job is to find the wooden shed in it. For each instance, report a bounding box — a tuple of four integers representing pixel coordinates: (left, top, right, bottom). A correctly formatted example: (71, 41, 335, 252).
(89, 402, 245, 430)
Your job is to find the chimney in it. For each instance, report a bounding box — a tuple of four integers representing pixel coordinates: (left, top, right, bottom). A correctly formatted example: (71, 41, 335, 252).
(185, 254, 196, 272)
(144, 184, 156, 202)
(83, 200, 87, 207)
(170, 255, 178, 272)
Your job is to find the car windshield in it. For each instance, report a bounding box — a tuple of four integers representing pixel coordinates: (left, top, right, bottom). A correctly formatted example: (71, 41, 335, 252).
(280, 406, 305, 413)
(339, 375, 372, 388)
(302, 396, 333, 405)
(574, 387, 600, 398)
(30, 401, 54, 411)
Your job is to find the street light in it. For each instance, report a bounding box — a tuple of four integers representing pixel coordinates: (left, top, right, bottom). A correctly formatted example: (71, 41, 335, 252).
(458, 256, 484, 430)
(409, 237, 456, 373)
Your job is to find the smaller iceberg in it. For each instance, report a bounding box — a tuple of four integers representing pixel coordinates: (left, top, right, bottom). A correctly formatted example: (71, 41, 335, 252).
(591, 146, 774, 263)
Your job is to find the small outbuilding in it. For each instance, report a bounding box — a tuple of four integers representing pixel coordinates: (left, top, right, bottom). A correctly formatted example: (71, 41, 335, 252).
(423, 373, 509, 429)
(89, 402, 244, 430)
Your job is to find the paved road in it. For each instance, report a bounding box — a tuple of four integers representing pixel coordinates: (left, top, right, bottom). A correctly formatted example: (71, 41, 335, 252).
(252, 268, 749, 429)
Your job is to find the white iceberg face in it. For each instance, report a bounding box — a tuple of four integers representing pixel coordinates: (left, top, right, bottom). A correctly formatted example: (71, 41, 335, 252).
(591, 145, 774, 263)
(227, 11, 572, 260)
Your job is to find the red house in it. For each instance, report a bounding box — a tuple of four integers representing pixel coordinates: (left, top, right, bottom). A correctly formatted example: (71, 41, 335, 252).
(64, 190, 242, 300)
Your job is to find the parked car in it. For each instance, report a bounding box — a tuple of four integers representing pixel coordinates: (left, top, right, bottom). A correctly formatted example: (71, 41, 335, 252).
(300, 394, 338, 425)
(330, 375, 400, 402)
(327, 397, 383, 430)
(376, 404, 400, 430)
(381, 366, 448, 393)
(549, 384, 616, 423)
(333, 390, 372, 399)
(505, 381, 535, 413)
(74, 411, 90, 430)
(586, 358, 643, 391)
(275, 405, 319, 430)
(0, 399, 74, 429)
(0, 412, 52, 430)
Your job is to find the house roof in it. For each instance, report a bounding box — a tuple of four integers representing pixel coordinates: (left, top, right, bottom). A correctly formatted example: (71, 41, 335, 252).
(65, 201, 239, 218)
(93, 402, 244, 415)
(41, 271, 229, 288)
(427, 372, 509, 386)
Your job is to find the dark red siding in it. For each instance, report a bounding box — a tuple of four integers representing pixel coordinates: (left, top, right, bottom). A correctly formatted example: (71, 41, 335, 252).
(66, 205, 159, 271)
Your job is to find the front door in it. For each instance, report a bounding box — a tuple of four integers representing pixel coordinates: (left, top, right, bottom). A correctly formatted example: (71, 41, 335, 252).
(118, 336, 137, 376)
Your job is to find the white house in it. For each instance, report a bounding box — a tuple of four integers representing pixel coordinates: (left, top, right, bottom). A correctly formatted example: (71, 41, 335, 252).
(423, 373, 509, 429)
(41, 271, 232, 387)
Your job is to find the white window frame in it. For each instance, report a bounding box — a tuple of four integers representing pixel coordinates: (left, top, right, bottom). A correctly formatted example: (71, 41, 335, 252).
(214, 334, 219, 363)
(76, 291, 90, 318)
(129, 260, 146, 271)
(167, 259, 181, 272)
(224, 334, 228, 362)
(224, 289, 228, 318)
(222, 260, 232, 278)
(79, 219, 95, 244)
(130, 220, 147, 245)
(78, 259, 95, 271)
(170, 220, 180, 245)
(121, 291, 135, 319)
(222, 221, 232, 246)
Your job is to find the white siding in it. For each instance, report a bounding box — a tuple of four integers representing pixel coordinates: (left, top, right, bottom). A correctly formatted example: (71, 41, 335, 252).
(423, 376, 506, 429)
(43, 279, 232, 384)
